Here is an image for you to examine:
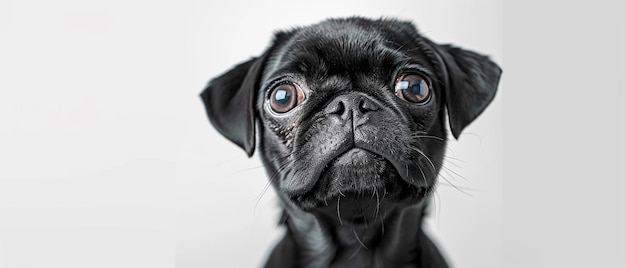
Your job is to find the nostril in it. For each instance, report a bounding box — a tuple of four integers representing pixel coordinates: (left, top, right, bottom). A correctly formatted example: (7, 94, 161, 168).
(326, 95, 378, 119)
(329, 100, 346, 115)
(337, 101, 345, 115)
(358, 98, 379, 114)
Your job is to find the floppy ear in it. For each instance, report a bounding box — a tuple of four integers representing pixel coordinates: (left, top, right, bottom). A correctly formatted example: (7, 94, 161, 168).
(436, 45, 502, 139)
(200, 52, 270, 157)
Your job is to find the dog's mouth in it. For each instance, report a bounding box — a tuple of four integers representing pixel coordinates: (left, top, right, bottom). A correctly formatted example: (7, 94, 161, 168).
(291, 147, 427, 217)
(321, 148, 388, 191)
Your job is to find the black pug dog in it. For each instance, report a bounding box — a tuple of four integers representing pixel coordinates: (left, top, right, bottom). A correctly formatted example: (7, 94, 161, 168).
(201, 17, 501, 268)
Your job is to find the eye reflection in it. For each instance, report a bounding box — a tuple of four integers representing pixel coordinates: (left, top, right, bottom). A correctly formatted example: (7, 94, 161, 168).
(269, 83, 303, 113)
(395, 74, 430, 104)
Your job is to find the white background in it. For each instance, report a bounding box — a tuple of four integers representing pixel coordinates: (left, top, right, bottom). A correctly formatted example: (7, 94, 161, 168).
(0, 0, 623, 267)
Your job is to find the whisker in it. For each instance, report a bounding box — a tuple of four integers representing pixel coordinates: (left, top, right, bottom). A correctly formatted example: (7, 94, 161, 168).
(440, 164, 471, 182)
(238, 165, 266, 172)
(352, 228, 368, 249)
(256, 160, 289, 200)
(337, 194, 344, 226)
(443, 153, 465, 163)
(382, 187, 387, 203)
(416, 161, 428, 188)
(436, 174, 474, 197)
(410, 134, 445, 143)
(238, 153, 288, 171)
(338, 189, 346, 197)
(445, 146, 458, 157)
(437, 182, 479, 193)
(348, 244, 363, 259)
(442, 156, 464, 169)
(410, 147, 437, 176)
(407, 144, 474, 197)
(374, 186, 380, 219)
(254, 156, 292, 211)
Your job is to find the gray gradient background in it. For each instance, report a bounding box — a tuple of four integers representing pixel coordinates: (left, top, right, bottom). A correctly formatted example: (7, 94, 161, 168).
(0, 0, 623, 267)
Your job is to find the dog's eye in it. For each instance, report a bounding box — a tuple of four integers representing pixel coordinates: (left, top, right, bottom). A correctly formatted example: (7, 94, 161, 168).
(269, 83, 304, 113)
(394, 74, 431, 104)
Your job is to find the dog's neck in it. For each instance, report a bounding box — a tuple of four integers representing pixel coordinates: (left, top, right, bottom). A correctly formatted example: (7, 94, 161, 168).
(281, 202, 429, 268)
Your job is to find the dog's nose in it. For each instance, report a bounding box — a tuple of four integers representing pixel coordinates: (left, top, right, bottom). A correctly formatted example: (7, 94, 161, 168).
(325, 93, 379, 122)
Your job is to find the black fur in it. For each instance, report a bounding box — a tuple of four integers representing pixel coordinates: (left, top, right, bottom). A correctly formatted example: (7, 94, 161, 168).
(201, 17, 501, 267)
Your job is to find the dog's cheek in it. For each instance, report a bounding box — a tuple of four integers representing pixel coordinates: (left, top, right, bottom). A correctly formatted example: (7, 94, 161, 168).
(404, 102, 447, 177)
(265, 117, 297, 147)
(415, 105, 448, 179)
(404, 105, 436, 132)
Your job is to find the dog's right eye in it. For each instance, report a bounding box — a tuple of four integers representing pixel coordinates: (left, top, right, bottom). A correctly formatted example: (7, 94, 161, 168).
(394, 74, 431, 104)
(269, 83, 304, 113)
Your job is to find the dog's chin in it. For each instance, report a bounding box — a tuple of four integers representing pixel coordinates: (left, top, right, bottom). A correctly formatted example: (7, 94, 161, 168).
(291, 148, 427, 225)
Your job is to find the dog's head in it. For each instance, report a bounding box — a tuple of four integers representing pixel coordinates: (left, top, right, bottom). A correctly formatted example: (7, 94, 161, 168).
(201, 18, 501, 225)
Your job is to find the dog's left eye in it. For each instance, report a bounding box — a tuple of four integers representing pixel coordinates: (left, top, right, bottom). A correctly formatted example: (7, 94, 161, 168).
(268, 83, 304, 113)
(394, 74, 431, 104)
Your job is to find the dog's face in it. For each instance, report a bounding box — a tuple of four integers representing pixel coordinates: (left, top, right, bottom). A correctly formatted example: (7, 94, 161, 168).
(202, 18, 501, 226)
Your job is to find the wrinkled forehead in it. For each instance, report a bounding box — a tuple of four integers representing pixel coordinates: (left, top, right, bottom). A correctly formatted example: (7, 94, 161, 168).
(262, 21, 432, 84)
